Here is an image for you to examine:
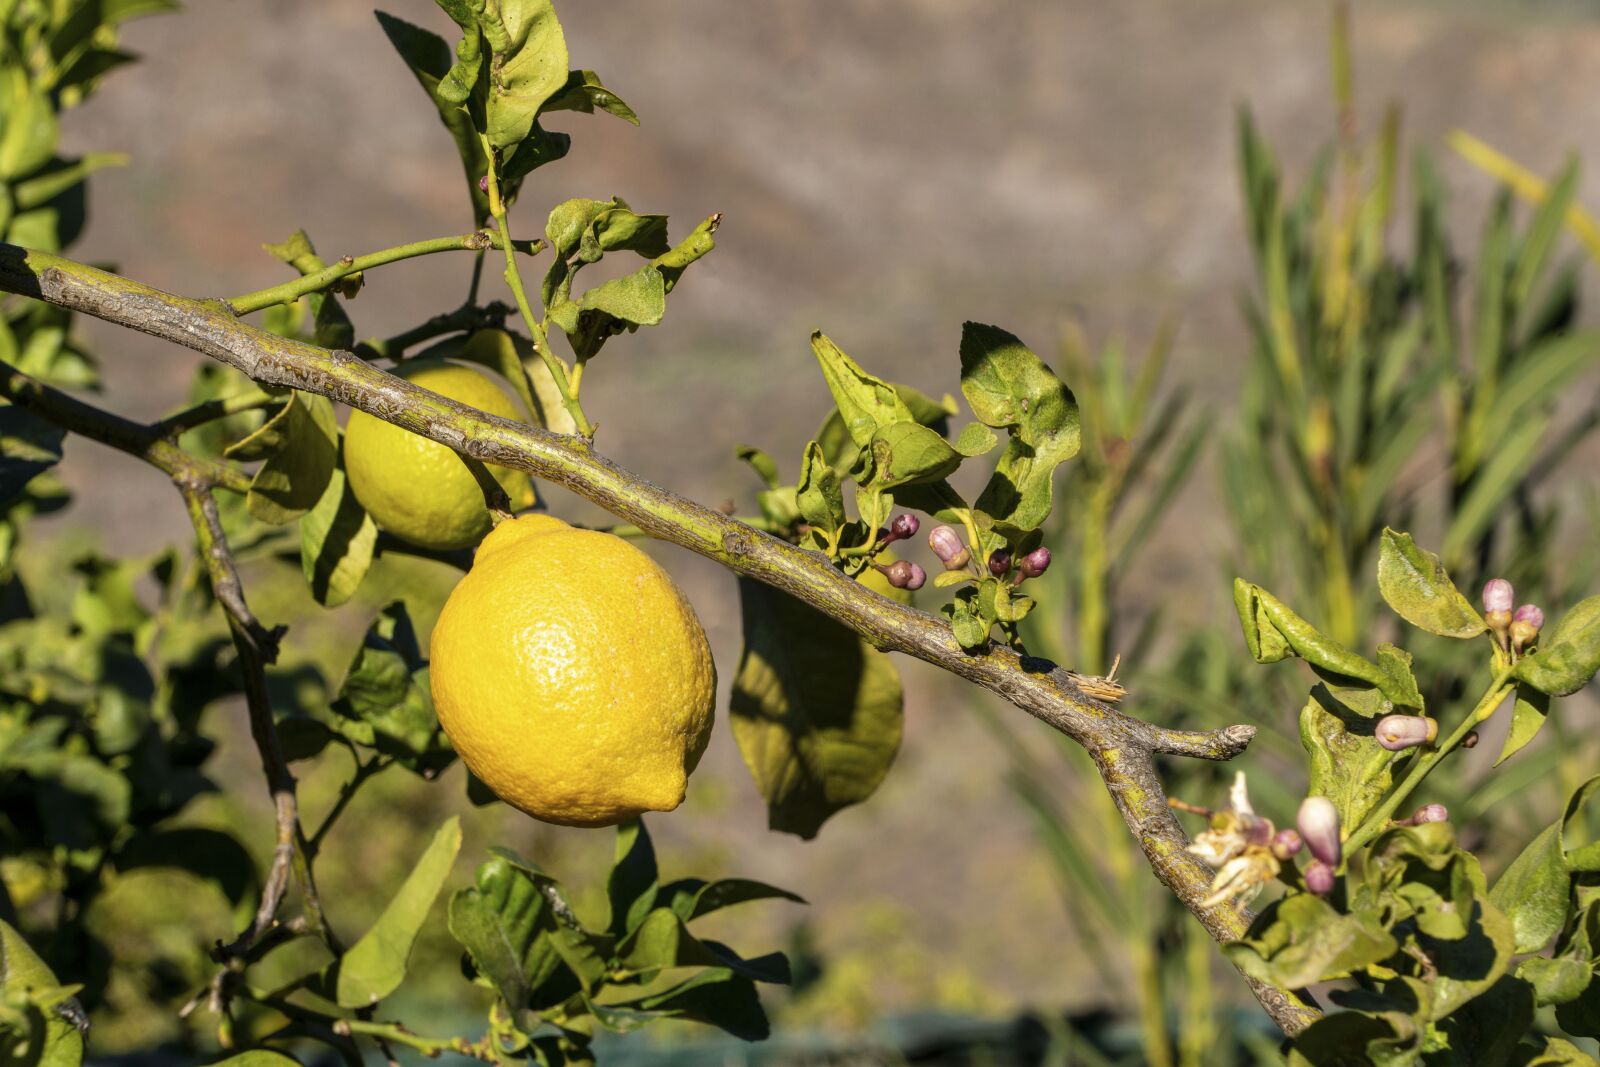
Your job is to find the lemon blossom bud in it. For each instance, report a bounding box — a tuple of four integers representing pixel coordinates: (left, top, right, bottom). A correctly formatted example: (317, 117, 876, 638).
(1018, 547, 1052, 579)
(1375, 714, 1438, 751)
(882, 514, 920, 544)
(1410, 803, 1447, 825)
(1297, 796, 1342, 867)
(478, 174, 490, 192)
(988, 550, 1012, 577)
(928, 525, 970, 569)
(1462, 731, 1479, 749)
(1482, 578, 1514, 615)
(1511, 603, 1544, 654)
(881, 560, 917, 589)
(902, 562, 927, 591)
(1304, 860, 1335, 897)
(1271, 829, 1303, 860)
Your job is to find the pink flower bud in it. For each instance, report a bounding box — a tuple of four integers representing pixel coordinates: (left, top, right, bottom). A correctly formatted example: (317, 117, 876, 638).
(883, 560, 916, 589)
(1410, 803, 1447, 825)
(928, 525, 967, 566)
(988, 550, 1012, 578)
(902, 562, 927, 591)
(1297, 796, 1342, 867)
(1375, 714, 1438, 751)
(1271, 829, 1303, 860)
(1304, 860, 1335, 897)
(1018, 546, 1052, 578)
(478, 174, 490, 193)
(889, 513, 920, 541)
(1511, 604, 1544, 654)
(1482, 578, 1514, 616)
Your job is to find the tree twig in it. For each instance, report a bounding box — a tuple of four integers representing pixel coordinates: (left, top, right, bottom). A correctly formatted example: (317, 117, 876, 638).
(0, 244, 1318, 1035)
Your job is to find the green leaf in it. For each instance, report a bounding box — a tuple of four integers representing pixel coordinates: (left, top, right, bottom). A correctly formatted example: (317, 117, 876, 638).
(615, 908, 790, 984)
(577, 266, 664, 326)
(1223, 893, 1397, 990)
(810, 333, 914, 449)
(652, 214, 719, 294)
(447, 851, 569, 1025)
(794, 441, 844, 535)
(1234, 580, 1420, 710)
(223, 392, 337, 525)
(1497, 685, 1551, 766)
(656, 879, 806, 923)
(115, 828, 260, 927)
(331, 603, 449, 775)
(1376, 528, 1486, 638)
(959, 323, 1081, 533)
(735, 446, 780, 490)
(729, 577, 903, 839)
(0, 89, 58, 181)
(205, 1054, 303, 1067)
(1492, 776, 1600, 953)
(942, 586, 990, 650)
(0, 919, 84, 1067)
(621, 968, 770, 1041)
(543, 69, 639, 125)
(1512, 1037, 1600, 1066)
(1517, 595, 1600, 697)
(0, 405, 65, 506)
(1518, 956, 1593, 1007)
(865, 422, 964, 489)
(336, 816, 462, 1007)
(299, 460, 377, 608)
(951, 421, 998, 458)
(1300, 687, 1396, 831)
(459, 327, 574, 435)
(607, 819, 658, 939)
(483, 0, 571, 151)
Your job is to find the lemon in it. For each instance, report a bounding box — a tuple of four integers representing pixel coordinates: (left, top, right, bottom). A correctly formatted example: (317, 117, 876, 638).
(344, 360, 533, 552)
(429, 514, 716, 827)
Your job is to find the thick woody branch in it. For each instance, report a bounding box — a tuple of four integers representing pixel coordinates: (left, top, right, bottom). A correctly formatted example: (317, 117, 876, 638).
(0, 244, 1315, 1035)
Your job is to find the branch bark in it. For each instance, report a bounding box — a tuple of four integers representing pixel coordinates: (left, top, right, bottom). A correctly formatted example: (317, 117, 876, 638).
(0, 244, 1318, 1035)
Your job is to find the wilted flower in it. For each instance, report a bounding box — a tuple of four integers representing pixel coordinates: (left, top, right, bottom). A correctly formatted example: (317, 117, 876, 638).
(1297, 796, 1342, 867)
(1375, 714, 1438, 751)
(1304, 860, 1335, 897)
(1186, 773, 1282, 908)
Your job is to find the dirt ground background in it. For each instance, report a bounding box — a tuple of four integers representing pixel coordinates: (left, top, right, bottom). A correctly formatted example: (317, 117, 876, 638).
(40, 0, 1600, 1035)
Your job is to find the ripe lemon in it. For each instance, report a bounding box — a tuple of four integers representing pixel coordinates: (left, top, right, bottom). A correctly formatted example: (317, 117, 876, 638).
(429, 514, 716, 827)
(343, 360, 533, 552)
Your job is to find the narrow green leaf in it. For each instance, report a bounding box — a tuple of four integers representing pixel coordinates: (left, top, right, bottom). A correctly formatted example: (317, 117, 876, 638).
(729, 577, 903, 839)
(1376, 529, 1486, 638)
(336, 816, 462, 1007)
(657, 878, 805, 923)
(623, 968, 770, 1041)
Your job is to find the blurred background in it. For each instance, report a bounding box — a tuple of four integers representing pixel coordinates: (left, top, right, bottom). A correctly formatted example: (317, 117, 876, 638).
(19, 0, 1600, 1062)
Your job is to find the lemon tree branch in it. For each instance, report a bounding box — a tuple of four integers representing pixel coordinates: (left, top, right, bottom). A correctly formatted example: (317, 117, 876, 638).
(0, 244, 1317, 1036)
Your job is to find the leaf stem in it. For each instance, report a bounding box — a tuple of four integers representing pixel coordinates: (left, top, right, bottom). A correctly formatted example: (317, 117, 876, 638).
(481, 144, 593, 437)
(225, 232, 542, 316)
(1344, 666, 1517, 854)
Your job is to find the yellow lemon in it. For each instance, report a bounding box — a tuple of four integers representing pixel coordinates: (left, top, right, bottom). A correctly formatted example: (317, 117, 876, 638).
(429, 514, 716, 827)
(343, 360, 533, 552)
